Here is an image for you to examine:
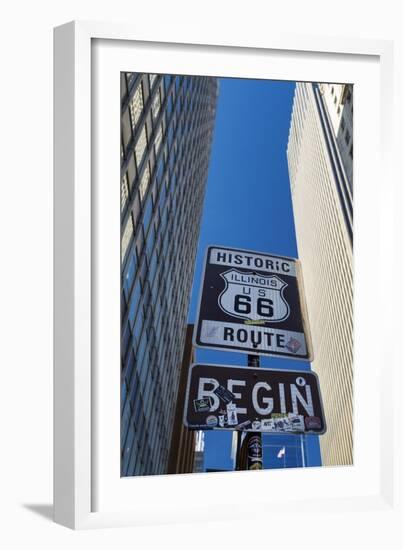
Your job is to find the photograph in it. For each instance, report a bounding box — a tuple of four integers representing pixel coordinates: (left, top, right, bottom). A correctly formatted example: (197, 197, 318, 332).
(120, 72, 353, 477)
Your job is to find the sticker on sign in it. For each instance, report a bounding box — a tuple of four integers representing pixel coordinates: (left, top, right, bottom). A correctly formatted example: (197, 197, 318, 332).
(194, 246, 313, 360)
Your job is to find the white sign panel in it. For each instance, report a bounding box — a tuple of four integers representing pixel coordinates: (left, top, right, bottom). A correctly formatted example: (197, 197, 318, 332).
(194, 246, 313, 360)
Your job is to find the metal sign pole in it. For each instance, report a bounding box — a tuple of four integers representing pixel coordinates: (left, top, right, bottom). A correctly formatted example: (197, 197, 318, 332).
(235, 431, 242, 471)
(246, 354, 263, 470)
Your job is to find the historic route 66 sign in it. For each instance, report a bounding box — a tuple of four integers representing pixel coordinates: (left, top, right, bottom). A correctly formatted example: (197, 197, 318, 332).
(194, 246, 313, 360)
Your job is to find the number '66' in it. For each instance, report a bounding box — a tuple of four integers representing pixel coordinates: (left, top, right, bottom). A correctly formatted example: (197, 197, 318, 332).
(234, 294, 274, 317)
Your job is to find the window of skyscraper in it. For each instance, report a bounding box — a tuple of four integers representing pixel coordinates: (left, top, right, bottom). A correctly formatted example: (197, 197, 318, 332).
(121, 214, 134, 263)
(138, 162, 150, 202)
(129, 82, 144, 130)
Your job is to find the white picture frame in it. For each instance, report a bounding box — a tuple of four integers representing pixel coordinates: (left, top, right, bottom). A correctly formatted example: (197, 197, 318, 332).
(54, 20, 400, 532)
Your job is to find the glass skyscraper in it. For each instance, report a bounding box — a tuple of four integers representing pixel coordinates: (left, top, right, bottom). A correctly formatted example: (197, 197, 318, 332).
(120, 72, 218, 476)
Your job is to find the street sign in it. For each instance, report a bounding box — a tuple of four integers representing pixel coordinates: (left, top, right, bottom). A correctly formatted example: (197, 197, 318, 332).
(184, 363, 326, 434)
(194, 246, 313, 360)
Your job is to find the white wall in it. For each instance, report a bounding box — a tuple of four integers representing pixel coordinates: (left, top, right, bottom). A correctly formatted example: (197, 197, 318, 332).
(1, 1, 402, 548)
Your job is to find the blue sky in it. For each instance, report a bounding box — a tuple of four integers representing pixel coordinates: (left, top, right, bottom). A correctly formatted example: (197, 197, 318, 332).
(187, 77, 321, 471)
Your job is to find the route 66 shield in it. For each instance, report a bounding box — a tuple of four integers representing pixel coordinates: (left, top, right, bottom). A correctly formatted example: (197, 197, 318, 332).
(218, 269, 290, 322)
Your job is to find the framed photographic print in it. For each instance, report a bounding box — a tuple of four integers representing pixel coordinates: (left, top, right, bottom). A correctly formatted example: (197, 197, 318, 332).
(54, 21, 398, 532)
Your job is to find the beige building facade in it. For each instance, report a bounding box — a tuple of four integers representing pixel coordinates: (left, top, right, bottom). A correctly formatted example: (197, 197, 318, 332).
(287, 82, 353, 466)
(320, 83, 353, 192)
